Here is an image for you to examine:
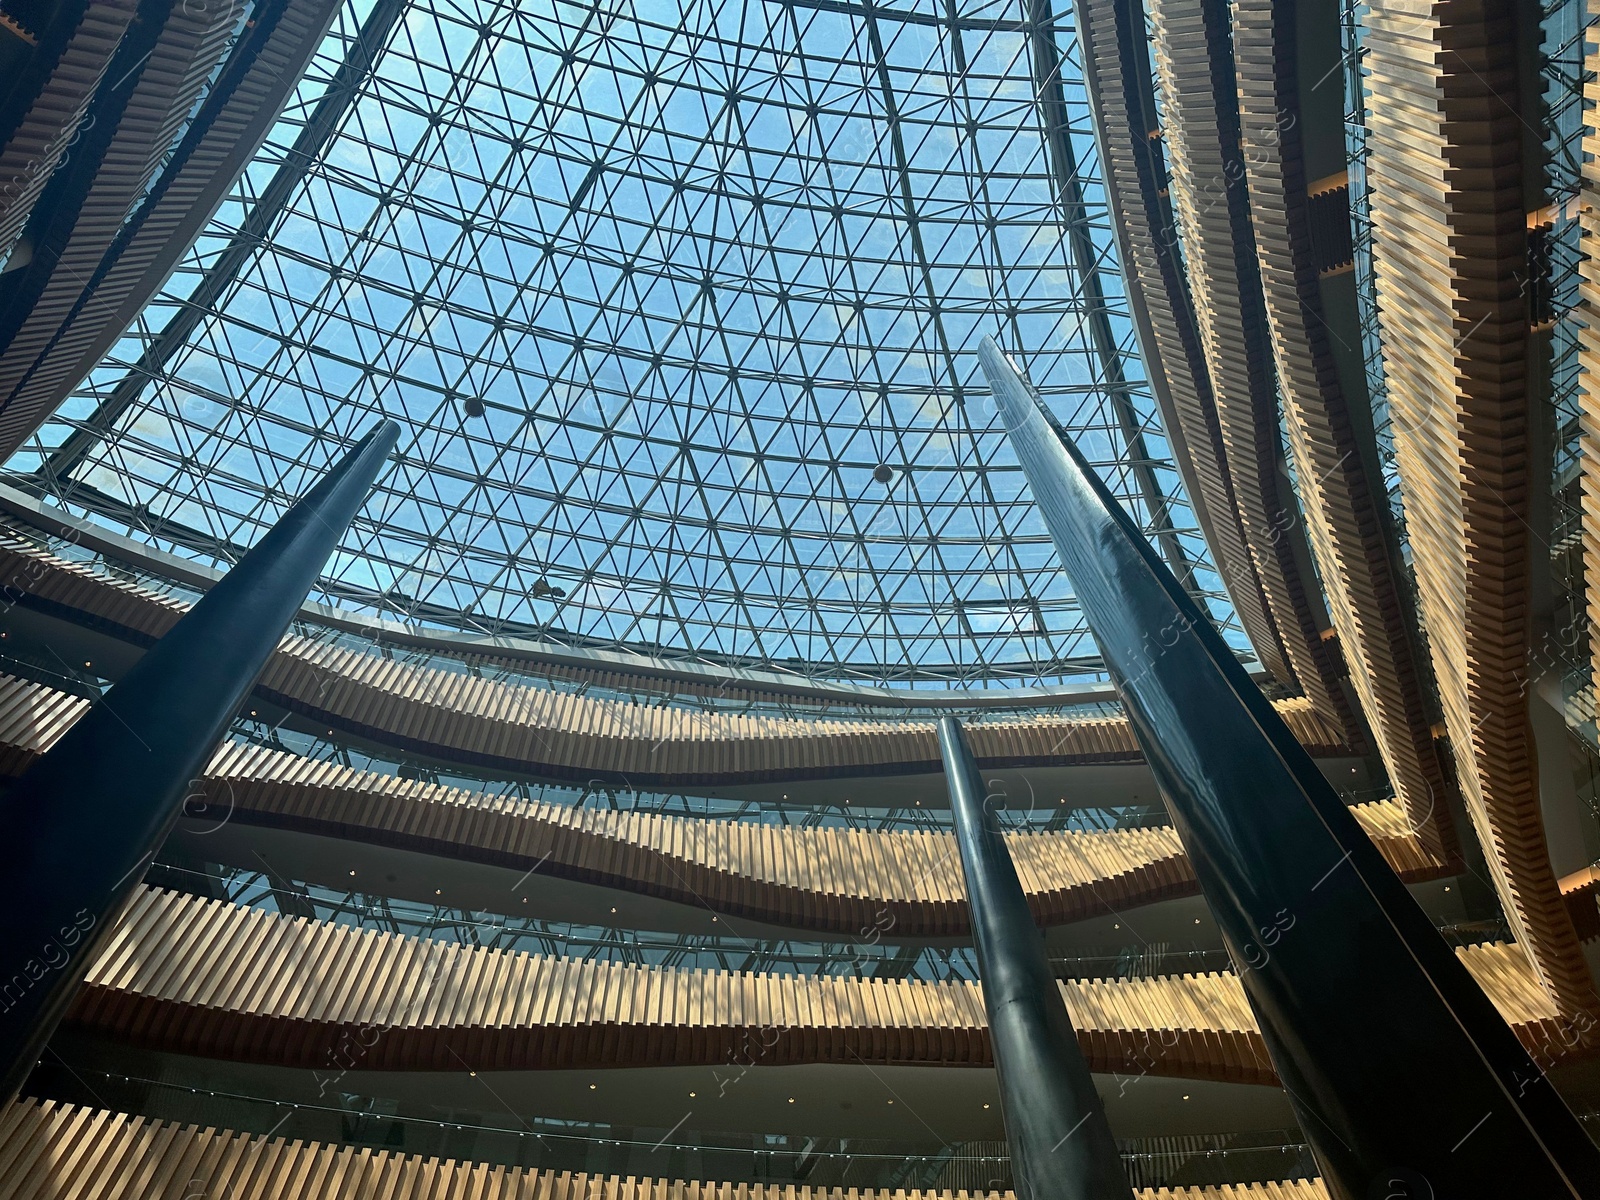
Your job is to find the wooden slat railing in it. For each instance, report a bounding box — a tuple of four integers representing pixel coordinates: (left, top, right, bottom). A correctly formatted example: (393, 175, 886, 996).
(59, 888, 1578, 1086)
(0, 1097, 1334, 1199)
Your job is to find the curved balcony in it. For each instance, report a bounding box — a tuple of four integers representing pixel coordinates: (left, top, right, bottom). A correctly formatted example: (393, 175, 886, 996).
(0, 531, 1351, 785)
(1, 1096, 1339, 1199)
(65, 888, 1575, 1089)
(0, 673, 1446, 937)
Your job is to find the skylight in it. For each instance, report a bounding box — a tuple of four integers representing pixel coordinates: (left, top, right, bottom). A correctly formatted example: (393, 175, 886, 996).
(7, 0, 1242, 687)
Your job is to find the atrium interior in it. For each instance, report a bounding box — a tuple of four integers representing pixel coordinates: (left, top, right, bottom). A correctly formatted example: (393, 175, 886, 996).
(0, 0, 1595, 1195)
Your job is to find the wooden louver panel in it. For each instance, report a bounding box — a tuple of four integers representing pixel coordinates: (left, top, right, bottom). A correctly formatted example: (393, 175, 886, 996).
(0, 532, 1350, 784)
(1071, 0, 1292, 684)
(1229, 0, 1459, 860)
(63, 887, 1572, 1085)
(0, 1097, 1340, 1200)
(1145, 0, 1363, 747)
(1362, 0, 1595, 1014)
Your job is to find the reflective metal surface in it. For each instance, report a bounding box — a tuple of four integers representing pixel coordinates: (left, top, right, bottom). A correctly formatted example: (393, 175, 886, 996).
(0, 421, 398, 1098)
(938, 715, 1124, 1200)
(978, 336, 1600, 1198)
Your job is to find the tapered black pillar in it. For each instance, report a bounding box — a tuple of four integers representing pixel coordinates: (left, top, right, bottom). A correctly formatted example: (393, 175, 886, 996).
(0, 420, 399, 1098)
(937, 716, 1126, 1200)
(978, 337, 1600, 1198)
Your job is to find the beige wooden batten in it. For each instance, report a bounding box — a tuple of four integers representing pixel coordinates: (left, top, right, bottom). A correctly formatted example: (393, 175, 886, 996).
(0, 1098, 1337, 1200)
(0, 0, 238, 430)
(0, 533, 1351, 782)
(1229, 0, 1460, 861)
(1363, 0, 1595, 1015)
(0, 0, 346, 460)
(0, 0, 138, 263)
(0, 671, 1449, 935)
(1071, 0, 1292, 685)
(1144, 0, 1363, 747)
(65, 887, 1564, 1084)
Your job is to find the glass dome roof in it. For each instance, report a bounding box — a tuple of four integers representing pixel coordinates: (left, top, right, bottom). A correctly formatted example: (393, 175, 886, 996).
(7, 0, 1243, 688)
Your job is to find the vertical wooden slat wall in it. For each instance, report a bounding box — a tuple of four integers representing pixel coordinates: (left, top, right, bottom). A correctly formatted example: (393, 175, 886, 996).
(1582, 2, 1600, 818)
(0, 1098, 1338, 1200)
(1072, 0, 1292, 685)
(0, 535, 1352, 782)
(0, 0, 240, 446)
(0, 670, 1449, 934)
(1229, 0, 1460, 861)
(0, 1, 139, 263)
(62, 886, 1564, 1079)
(1363, 0, 1596, 1015)
(1145, 0, 1361, 746)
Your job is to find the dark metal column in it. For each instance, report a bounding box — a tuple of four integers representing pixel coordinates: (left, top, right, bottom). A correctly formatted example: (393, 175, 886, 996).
(977, 336, 1600, 1198)
(937, 716, 1126, 1200)
(0, 420, 399, 1099)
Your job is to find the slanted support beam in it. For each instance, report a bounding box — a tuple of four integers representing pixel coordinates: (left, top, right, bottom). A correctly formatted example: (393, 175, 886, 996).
(0, 420, 399, 1100)
(936, 715, 1125, 1200)
(978, 336, 1600, 1198)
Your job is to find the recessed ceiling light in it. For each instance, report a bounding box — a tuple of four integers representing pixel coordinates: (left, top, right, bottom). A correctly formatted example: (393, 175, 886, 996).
(590, 1084, 598, 1090)
(982, 1103, 990, 1110)
(787, 1097, 795, 1104)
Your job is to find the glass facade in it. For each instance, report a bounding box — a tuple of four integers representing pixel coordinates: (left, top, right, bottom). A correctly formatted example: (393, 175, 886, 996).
(4, 0, 1239, 689)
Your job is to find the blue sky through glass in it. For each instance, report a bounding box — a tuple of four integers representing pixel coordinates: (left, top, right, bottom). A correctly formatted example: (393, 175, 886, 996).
(8, 0, 1244, 688)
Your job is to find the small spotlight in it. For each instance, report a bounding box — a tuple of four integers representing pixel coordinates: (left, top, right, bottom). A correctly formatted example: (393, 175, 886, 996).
(689, 1091, 697, 1098)
(1182, 1095, 1190, 1101)
(873, 463, 894, 484)
(464, 396, 486, 418)
(1194, 918, 1201, 925)
(469, 1071, 477, 1077)
(83, 661, 91, 668)
(887, 1100, 894, 1105)
(787, 1097, 795, 1104)
(982, 1103, 990, 1110)
(349, 870, 356, 876)
(590, 1084, 598, 1091)
(610, 907, 617, 914)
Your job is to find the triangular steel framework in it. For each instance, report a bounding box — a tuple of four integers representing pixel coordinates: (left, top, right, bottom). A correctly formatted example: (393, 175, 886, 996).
(8, 0, 1249, 688)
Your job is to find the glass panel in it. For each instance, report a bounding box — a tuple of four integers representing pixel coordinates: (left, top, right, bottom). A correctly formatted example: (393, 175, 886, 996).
(12, 0, 1242, 688)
